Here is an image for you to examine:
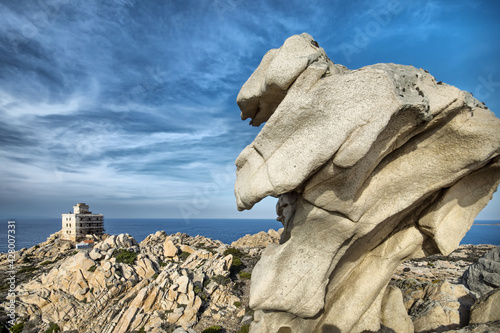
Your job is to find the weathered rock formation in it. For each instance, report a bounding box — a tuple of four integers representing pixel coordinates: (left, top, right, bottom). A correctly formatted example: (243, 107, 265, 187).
(405, 280, 474, 332)
(463, 246, 500, 297)
(235, 33, 500, 333)
(469, 287, 500, 324)
(231, 228, 282, 249)
(6, 231, 246, 333)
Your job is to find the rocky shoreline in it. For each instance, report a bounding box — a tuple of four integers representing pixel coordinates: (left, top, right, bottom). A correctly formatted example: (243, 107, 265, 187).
(0, 229, 499, 333)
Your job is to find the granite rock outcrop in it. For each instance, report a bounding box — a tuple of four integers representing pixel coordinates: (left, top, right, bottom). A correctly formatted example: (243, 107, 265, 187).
(469, 287, 500, 324)
(235, 33, 500, 333)
(5, 232, 246, 333)
(463, 246, 500, 297)
(231, 228, 282, 249)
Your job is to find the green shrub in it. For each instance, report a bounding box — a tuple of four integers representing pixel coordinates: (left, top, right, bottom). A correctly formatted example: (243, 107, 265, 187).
(138, 327, 146, 333)
(223, 248, 243, 258)
(113, 249, 137, 265)
(72, 250, 78, 255)
(237, 324, 250, 333)
(88, 265, 97, 272)
(194, 285, 203, 294)
(44, 322, 60, 333)
(194, 285, 208, 302)
(232, 257, 243, 267)
(201, 246, 216, 254)
(10, 322, 24, 333)
(152, 273, 159, 279)
(201, 326, 223, 333)
(230, 257, 245, 275)
(180, 251, 191, 261)
(239, 272, 251, 280)
(211, 275, 231, 286)
(40, 258, 60, 266)
(234, 301, 241, 308)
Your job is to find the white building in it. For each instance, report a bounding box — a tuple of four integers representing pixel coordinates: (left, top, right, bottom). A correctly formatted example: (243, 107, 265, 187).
(61, 203, 104, 241)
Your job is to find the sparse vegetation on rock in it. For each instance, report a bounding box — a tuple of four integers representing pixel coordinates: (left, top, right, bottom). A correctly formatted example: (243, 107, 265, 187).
(44, 322, 60, 333)
(112, 248, 138, 265)
(9, 322, 24, 333)
(201, 325, 222, 333)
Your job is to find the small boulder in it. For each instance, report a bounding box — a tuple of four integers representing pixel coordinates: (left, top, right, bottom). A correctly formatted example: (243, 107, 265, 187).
(381, 285, 414, 333)
(409, 280, 474, 332)
(164, 238, 179, 258)
(180, 244, 195, 254)
(89, 248, 103, 261)
(470, 288, 500, 324)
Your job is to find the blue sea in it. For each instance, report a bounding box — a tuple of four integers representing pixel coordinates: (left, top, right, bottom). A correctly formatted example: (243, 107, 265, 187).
(0, 218, 498, 253)
(0, 218, 282, 253)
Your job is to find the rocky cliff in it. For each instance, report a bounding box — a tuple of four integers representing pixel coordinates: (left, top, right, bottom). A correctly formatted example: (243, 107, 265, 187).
(1, 231, 499, 333)
(234, 33, 500, 333)
(0, 231, 256, 333)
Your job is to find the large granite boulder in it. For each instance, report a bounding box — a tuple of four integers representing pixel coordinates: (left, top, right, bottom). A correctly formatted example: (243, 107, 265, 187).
(463, 246, 500, 296)
(235, 33, 500, 333)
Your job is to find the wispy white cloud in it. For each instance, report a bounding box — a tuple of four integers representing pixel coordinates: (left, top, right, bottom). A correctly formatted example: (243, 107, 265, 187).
(0, 83, 99, 117)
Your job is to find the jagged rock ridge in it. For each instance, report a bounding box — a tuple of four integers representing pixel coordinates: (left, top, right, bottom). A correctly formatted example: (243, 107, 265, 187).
(6, 231, 248, 333)
(235, 33, 500, 333)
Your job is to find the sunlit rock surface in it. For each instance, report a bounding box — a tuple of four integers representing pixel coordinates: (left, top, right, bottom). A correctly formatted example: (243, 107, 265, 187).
(235, 33, 500, 333)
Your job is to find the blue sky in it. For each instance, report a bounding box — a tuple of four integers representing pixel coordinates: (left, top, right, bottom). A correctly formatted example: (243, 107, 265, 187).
(0, 0, 499, 220)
